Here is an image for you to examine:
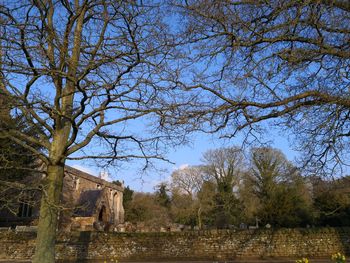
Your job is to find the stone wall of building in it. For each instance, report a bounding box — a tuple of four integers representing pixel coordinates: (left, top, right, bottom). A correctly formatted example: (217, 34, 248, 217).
(0, 166, 124, 230)
(64, 167, 124, 227)
(1, 228, 350, 261)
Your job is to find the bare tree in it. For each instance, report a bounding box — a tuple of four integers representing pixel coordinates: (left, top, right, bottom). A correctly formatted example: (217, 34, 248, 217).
(170, 165, 204, 197)
(170, 165, 206, 228)
(169, 148, 244, 228)
(249, 147, 298, 189)
(172, 0, 350, 175)
(202, 147, 244, 192)
(0, 1, 184, 262)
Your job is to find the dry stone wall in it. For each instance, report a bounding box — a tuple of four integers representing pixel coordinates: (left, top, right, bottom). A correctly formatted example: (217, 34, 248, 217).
(0, 228, 349, 261)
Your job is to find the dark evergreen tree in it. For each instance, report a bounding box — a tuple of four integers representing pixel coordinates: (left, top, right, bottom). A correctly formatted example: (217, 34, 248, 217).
(246, 147, 313, 227)
(0, 96, 42, 215)
(155, 183, 171, 208)
(122, 185, 134, 222)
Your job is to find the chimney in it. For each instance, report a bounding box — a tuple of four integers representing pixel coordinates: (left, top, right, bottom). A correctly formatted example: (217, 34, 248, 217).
(99, 170, 109, 181)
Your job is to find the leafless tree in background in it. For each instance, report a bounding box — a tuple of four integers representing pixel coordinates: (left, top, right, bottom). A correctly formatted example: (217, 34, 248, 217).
(0, 1, 186, 262)
(202, 147, 244, 190)
(171, 165, 204, 197)
(170, 165, 206, 228)
(169, 148, 244, 228)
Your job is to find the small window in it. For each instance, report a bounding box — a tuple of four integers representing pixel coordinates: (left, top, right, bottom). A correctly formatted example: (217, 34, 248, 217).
(74, 178, 80, 190)
(17, 190, 35, 218)
(18, 202, 32, 218)
(97, 184, 101, 189)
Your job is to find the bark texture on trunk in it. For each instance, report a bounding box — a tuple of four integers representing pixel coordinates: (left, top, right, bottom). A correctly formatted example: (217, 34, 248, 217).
(33, 164, 64, 263)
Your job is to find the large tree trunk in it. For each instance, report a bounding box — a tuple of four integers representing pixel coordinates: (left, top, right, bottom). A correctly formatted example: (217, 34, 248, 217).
(33, 164, 64, 263)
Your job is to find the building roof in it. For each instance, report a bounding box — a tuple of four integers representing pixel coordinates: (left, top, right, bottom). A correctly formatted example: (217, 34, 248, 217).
(74, 189, 103, 217)
(65, 166, 123, 192)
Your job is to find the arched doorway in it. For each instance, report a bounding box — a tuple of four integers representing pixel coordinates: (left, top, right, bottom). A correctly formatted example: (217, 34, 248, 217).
(98, 205, 107, 222)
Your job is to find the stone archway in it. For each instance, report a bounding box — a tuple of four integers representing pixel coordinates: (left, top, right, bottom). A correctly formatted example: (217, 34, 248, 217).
(98, 205, 107, 223)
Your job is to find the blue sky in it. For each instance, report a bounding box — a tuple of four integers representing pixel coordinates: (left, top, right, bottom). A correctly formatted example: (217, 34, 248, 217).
(68, 125, 299, 193)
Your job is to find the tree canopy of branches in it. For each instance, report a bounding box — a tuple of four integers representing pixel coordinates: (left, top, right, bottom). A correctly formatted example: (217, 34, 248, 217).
(170, 165, 204, 197)
(173, 0, 350, 174)
(0, 1, 183, 262)
(202, 147, 243, 192)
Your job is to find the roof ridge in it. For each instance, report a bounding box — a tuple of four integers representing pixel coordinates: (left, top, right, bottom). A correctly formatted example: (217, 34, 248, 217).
(65, 165, 124, 192)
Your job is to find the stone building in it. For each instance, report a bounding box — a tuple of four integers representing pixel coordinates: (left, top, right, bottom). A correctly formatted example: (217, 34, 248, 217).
(0, 166, 125, 231)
